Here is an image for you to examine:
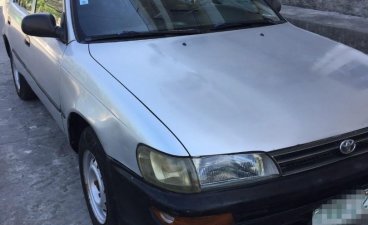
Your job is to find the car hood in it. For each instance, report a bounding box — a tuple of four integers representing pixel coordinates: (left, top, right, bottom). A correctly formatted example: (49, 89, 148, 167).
(89, 23, 368, 156)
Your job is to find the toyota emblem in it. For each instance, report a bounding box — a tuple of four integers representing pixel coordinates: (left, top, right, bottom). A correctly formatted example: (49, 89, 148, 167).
(339, 139, 356, 155)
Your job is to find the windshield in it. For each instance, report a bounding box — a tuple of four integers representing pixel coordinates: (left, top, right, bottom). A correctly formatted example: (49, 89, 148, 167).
(73, 0, 283, 41)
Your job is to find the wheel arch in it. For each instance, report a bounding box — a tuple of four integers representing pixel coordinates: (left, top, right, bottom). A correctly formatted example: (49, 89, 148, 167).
(2, 35, 11, 58)
(67, 112, 91, 152)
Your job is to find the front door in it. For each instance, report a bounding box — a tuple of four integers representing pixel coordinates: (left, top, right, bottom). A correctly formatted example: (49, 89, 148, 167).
(25, 0, 67, 128)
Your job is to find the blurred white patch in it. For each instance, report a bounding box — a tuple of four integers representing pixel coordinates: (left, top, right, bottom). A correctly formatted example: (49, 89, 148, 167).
(52, 159, 62, 166)
(80, 0, 88, 5)
(363, 197, 368, 209)
(313, 190, 368, 225)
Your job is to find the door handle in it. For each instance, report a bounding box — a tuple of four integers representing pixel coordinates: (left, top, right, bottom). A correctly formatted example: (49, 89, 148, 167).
(7, 16, 11, 25)
(24, 36, 31, 47)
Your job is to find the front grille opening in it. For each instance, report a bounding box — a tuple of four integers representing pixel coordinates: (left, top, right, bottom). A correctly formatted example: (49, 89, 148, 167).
(270, 129, 368, 175)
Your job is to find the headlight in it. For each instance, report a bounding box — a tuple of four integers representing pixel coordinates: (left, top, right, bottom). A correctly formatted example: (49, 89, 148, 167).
(137, 146, 280, 193)
(192, 153, 280, 189)
(137, 145, 200, 193)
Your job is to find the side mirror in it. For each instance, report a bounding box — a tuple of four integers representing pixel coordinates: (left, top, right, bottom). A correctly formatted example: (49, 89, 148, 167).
(267, 0, 282, 13)
(22, 13, 61, 38)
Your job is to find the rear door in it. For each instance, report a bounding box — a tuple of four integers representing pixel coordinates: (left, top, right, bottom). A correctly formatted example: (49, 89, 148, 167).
(6, 0, 35, 84)
(24, 0, 67, 128)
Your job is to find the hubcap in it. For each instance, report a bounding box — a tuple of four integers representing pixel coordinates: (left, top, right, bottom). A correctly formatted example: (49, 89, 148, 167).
(83, 151, 107, 224)
(12, 66, 21, 92)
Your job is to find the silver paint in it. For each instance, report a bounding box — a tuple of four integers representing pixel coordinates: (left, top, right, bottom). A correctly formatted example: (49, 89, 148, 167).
(3, 0, 368, 177)
(89, 23, 368, 157)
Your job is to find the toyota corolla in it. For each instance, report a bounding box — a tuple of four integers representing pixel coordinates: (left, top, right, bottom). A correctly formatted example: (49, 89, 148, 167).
(2, 0, 368, 225)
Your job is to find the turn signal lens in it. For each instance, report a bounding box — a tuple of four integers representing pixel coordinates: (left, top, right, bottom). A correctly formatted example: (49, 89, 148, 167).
(137, 146, 200, 193)
(151, 208, 234, 225)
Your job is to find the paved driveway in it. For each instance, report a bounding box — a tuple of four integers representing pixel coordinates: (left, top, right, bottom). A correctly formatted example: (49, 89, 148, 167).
(0, 8, 91, 225)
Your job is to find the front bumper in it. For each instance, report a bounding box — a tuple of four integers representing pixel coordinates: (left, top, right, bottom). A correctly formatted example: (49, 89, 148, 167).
(107, 153, 368, 225)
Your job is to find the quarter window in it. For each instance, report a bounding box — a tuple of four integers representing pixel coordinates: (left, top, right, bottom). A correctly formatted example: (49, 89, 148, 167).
(35, 0, 64, 25)
(18, 0, 34, 12)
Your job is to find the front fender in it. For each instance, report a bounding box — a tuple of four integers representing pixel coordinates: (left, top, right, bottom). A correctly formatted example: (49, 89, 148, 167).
(59, 42, 189, 175)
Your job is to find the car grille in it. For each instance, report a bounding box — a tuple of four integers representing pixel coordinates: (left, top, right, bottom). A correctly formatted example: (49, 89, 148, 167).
(270, 129, 368, 175)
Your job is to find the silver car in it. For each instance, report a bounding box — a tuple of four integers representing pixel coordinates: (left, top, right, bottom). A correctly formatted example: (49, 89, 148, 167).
(2, 0, 368, 225)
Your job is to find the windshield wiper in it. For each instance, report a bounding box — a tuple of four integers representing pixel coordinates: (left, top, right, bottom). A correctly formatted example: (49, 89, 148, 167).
(211, 19, 281, 31)
(85, 29, 201, 42)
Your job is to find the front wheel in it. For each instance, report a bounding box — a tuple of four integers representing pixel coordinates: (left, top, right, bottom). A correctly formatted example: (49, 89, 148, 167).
(79, 127, 118, 225)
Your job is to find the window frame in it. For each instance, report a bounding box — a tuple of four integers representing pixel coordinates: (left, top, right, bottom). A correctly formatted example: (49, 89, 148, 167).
(34, 0, 65, 26)
(70, 0, 287, 43)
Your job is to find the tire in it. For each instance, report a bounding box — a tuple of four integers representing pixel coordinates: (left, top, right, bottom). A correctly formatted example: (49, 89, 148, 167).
(79, 127, 118, 225)
(10, 53, 37, 101)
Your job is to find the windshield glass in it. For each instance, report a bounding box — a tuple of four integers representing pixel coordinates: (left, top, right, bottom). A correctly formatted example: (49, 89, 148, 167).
(73, 0, 283, 41)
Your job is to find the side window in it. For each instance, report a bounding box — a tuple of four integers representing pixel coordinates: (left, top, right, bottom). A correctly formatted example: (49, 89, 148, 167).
(35, 0, 64, 26)
(18, 0, 34, 12)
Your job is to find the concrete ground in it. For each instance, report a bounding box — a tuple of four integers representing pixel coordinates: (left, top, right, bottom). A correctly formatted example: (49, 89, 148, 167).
(281, 0, 368, 18)
(282, 5, 368, 54)
(0, 8, 91, 225)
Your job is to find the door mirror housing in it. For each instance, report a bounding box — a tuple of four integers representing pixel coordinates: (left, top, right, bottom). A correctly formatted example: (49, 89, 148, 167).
(266, 0, 282, 13)
(22, 13, 66, 41)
